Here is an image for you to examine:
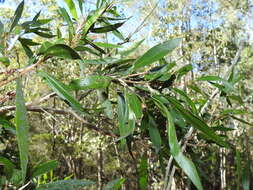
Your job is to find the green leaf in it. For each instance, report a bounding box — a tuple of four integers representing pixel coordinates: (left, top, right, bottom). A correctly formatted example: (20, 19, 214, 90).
(172, 88, 198, 114)
(138, 156, 148, 190)
(119, 39, 144, 57)
(77, 0, 83, 14)
(126, 93, 142, 119)
(176, 64, 193, 80)
(83, 6, 107, 35)
(90, 22, 125, 33)
(242, 161, 250, 190)
(167, 97, 230, 148)
(0, 116, 16, 134)
(38, 71, 84, 113)
(18, 38, 40, 46)
(152, 96, 203, 190)
(70, 75, 111, 90)
(0, 57, 10, 67)
(63, 0, 78, 20)
(44, 44, 81, 59)
(128, 38, 181, 73)
(15, 77, 29, 183)
(36, 179, 95, 190)
(148, 114, 162, 153)
(197, 75, 234, 92)
(117, 93, 128, 148)
(102, 178, 125, 190)
(93, 42, 122, 49)
(58, 7, 73, 27)
(0, 20, 4, 36)
(31, 160, 58, 178)
(9, 0, 24, 32)
(0, 156, 15, 179)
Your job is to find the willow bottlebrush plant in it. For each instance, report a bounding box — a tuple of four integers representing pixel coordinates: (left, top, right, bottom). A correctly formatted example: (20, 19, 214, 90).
(0, 0, 249, 189)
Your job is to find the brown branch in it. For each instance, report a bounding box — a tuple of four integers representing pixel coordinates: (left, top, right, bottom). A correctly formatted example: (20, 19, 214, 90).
(0, 57, 49, 89)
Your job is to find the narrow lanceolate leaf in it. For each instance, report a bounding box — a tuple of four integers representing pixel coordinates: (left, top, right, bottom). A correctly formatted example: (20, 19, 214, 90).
(148, 114, 162, 153)
(38, 71, 84, 113)
(93, 42, 122, 49)
(167, 97, 230, 148)
(0, 156, 15, 179)
(9, 0, 24, 32)
(102, 178, 125, 190)
(15, 78, 29, 183)
(58, 7, 73, 27)
(0, 20, 4, 36)
(197, 75, 234, 91)
(63, 0, 78, 20)
(31, 160, 58, 178)
(152, 96, 203, 190)
(70, 75, 111, 90)
(126, 93, 142, 119)
(128, 38, 181, 73)
(117, 93, 128, 147)
(36, 179, 95, 190)
(119, 39, 144, 57)
(90, 22, 125, 33)
(44, 44, 81, 60)
(83, 6, 107, 35)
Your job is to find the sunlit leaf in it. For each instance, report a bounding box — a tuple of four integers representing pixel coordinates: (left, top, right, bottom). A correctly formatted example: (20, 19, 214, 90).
(128, 38, 181, 73)
(83, 6, 107, 35)
(63, 0, 78, 20)
(70, 75, 111, 90)
(10, 0, 24, 32)
(102, 178, 125, 190)
(0, 57, 10, 67)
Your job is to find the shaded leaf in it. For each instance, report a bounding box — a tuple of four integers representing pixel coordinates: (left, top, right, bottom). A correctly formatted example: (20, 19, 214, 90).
(10, 0, 24, 32)
(0, 156, 15, 179)
(148, 114, 162, 153)
(38, 71, 84, 113)
(0, 20, 4, 36)
(36, 179, 95, 190)
(167, 97, 230, 148)
(15, 78, 29, 183)
(44, 44, 81, 60)
(152, 96, 203, 190)
(128, 38, 181, 73)
(70, 75, 111, 90)
(31, 160, 58, 178)
(90, 22, 125, 33)
(18, 38, 40, 46)
(127, 93, 142, 119)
